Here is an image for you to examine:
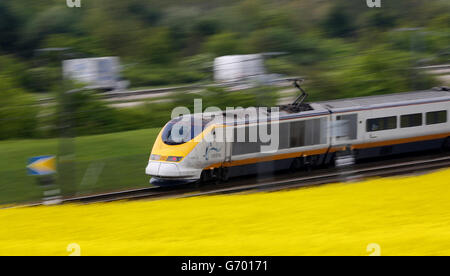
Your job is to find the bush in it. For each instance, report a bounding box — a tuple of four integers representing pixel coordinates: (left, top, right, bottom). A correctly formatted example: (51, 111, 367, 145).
(55, 89, 124, 136)
(0, 2, 19, 51)
(308, 46, 438, 101)
(139, 28, 174, 65)
(204, 33, 242, 56)
(321, 5, 356, 38)
(0, 77, 39, 140)
(123, 65, 207, 88)
(265, 58, 301, 75)
(245, 27, 298, 53)
(171, 86, 279, 112)
(22, 67, 61, 93)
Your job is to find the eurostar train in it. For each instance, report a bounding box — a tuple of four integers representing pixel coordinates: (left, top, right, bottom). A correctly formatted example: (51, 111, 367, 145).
(146, 84, 450, 186)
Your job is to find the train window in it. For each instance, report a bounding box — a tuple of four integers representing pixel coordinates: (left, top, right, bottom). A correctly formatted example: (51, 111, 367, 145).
(401, 113, 423, 128)
(426, 111, 447, 125)
(162, 117, 212, 145)
(232, 118, 328, 155)
(290, 121, 306, 147)
(366, 116, 397, 132)
(290, 118, 327, 148)
(232, 141, 260, 155)
(278, 123, 291, 149)
(232, 126, 260, 155)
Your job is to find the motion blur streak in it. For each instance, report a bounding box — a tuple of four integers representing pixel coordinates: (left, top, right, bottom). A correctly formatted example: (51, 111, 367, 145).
(1, 169, 450, 256)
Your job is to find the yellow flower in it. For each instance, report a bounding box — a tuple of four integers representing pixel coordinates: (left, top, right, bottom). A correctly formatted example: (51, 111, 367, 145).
(1, 169, 450, 256)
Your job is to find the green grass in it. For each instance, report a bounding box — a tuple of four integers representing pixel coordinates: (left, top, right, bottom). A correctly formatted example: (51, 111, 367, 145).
(0, 128, 161, 205)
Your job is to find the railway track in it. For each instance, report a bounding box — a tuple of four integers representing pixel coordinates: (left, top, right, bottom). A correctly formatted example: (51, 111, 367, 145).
(56, 153, 450, 205)
(4, 152, 448, 209)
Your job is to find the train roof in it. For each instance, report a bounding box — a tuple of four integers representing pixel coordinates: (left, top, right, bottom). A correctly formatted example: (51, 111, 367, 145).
(188, 88, 449, 126)
(198, 103, 329, 126)
(318, 89, 450, 113)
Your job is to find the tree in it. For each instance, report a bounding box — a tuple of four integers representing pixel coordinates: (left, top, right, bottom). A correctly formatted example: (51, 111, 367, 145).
(245, 27, 310, 55)
(362, 10, 396, 30)
(0, 3, 19, 52)
(140, 28, 174, 64)
(205, 33, 241, 56)
(322, 5, 355, 38)
(0, 76, 38, 139)
(313, 46, 437, 100)
(20, 6, 81, 54)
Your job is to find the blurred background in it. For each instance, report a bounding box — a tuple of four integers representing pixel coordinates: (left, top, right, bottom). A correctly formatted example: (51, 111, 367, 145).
(0, 0, 449, 205)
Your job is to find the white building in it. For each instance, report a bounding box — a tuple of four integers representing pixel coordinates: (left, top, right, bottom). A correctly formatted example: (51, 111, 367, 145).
(63, 57, 128, 91)
(214, 54, 266, 83)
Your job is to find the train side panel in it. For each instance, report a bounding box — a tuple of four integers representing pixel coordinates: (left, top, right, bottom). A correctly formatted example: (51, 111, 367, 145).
(346, 101, 450, 159)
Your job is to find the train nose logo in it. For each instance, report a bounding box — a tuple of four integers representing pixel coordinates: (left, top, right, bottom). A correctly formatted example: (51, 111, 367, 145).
(204, 143, 221, 161)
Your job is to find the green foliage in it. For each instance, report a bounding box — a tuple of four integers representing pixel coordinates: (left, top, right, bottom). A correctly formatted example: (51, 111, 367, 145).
(205, 33, 242, 56)
(246, 27, 298, 53)
(22, 67, 61, 93)
(0, 128, 162, 204)
(361, 10, 397, 31)
(0, 77, 38, 140)
(321, 5, 356, 38)
(127, 0, 162, 25)
(0, 55, 61, 93)
(171, 86, 279, 113)
(42, 34, 107, 57)
(193, 18, 221, 37)
(309, 46, 437, 101)
(0, 0, 447, 140)
(265, 58, 301, 75)
(0, 56, 28, 88)
(140, 28, 174, 64)
(21, 6, 82, 52)
(53, 87, 143, 137)
(0, 2, 20, 51)
(123, 65, 207, 87)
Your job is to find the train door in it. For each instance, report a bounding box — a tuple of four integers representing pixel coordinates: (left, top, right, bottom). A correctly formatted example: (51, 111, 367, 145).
(331, 113, 358, 146)
(330, 113, 358, 165)
(224, 126, 232, 163)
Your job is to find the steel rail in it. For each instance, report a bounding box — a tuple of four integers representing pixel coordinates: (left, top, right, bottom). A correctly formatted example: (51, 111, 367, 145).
(61, 154, 450, 204)
(4, 153, 449, 208)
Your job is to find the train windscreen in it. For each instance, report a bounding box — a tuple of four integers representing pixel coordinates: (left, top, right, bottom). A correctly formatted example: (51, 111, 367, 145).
(162, 117, 212, 145)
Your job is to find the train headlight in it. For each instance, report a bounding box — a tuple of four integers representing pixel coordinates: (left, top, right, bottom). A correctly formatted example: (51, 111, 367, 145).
(150, 154, 161, 161)
(167, 156, 183, 162)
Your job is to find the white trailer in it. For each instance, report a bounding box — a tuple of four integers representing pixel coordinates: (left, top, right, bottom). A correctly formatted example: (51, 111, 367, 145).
(214, 54, 266, 83)
(63, 57, 127, 90)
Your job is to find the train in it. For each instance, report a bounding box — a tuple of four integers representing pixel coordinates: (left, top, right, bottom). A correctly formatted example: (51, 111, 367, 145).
(146, 81, 450, 186)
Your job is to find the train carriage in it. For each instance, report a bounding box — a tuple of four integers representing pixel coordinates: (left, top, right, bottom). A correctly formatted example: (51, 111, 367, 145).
(146, 84, 450, 186)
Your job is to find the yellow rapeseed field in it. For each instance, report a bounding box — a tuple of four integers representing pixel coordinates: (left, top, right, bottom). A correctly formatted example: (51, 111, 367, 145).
(1, 169, 450, 256)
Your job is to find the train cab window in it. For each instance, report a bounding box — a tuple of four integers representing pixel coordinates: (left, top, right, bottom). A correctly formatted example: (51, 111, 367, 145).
(366, 116, 397, 132)
(426, 111, 447, 125)
(162, 117, 212, 145)
(401, 113, 423, 128)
